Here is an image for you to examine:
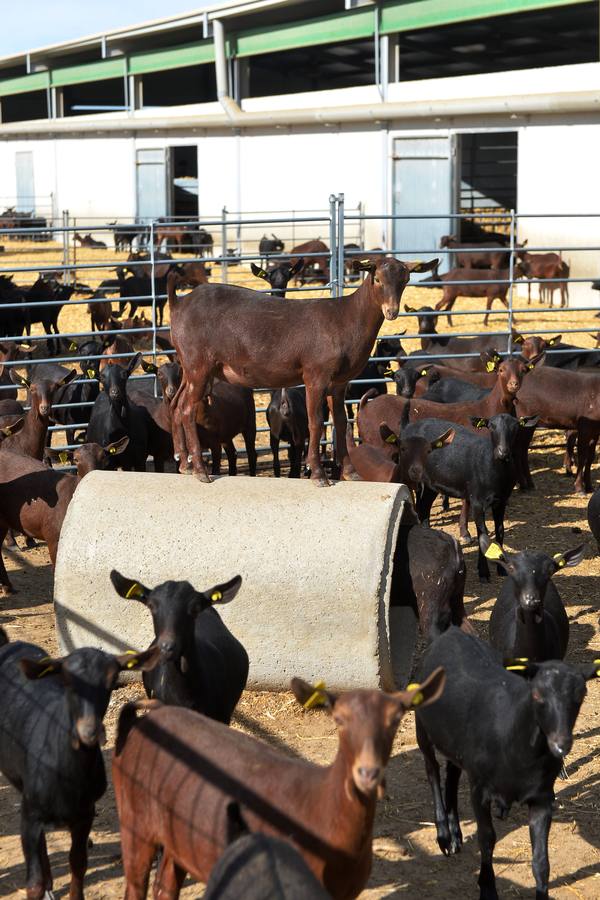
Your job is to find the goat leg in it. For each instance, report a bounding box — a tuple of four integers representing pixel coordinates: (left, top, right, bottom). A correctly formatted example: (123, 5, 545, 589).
(305, 382, 329, 486)
(528, 799, 552, 900)
(471, 783, 498, 900)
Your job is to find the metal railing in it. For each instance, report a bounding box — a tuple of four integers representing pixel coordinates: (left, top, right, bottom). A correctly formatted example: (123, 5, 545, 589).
(0, 200, 598, 473)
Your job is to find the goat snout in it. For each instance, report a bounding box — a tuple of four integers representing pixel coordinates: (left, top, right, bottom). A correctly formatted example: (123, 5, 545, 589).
(383, 307, 399, 321)
(354, 764, 382, 795)
(521, 592, 539, 610)
(75, 718, 106, 748)
(39, 404, 50, 416)
(408, 465, 424, 483)
(548, 736, 572, 759)
(495, 447, 511, 461)
(109, 388, 122, 401)
(159, 637, 177, 658)
(506, 381, 520, 393)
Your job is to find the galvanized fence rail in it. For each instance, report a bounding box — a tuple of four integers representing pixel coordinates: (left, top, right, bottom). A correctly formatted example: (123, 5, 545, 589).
(0, 199, 598, 473)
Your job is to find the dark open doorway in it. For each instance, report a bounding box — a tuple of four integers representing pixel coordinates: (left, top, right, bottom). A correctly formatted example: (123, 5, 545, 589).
(170, 145, 198, 219)
(458, 132, 517, 239)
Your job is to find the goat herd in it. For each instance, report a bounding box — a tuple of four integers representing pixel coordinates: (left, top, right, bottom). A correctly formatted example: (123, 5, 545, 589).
(0, 243, 600, 900)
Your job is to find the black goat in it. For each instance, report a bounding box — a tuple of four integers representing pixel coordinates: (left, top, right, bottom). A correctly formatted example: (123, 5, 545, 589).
(110, 571, 248, 724)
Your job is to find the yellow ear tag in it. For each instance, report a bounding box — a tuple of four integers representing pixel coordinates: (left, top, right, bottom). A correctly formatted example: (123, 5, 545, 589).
(303, 681, 327, 710)
(549, 338, 556, 346)
(407, 682, 424, 706)
(553, 553, 566, 568)
(420, 369, 428, 376)
(513, 335, 524, 344)
(125, 583, 144, 599)
(484, 542, 504, 561)
(594, 658, 600, 677)
(36, 657, 55, 679)
(384, 368, 394, 376)
(475, 418, 486, 428)
(506, 664, 528, 672)
(87, 369, 96, 379)
(211, 590, 222, 603)
(109, 447, 117, 454)
(124, 649, 139, 669)
(433, 441, 443, 449)
(69, 342, 77, 351)
(3, 426, 11, 436)
(384, 433, 397, 444)
(59, 451, 69, 464)
(485, 361, 496, 373)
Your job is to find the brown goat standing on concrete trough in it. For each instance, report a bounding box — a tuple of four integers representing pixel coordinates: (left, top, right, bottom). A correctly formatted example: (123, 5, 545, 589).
(167, 255, 438, 485)
(113, 669, 445, 899)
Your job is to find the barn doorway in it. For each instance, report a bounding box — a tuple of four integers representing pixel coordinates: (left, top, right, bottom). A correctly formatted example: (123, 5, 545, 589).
(392, 136, 454, 275)
(458, 131, 518, 240)
(169, 146, 198, 220)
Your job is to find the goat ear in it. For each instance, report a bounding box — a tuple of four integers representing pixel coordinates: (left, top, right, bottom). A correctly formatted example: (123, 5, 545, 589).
(57, 368, 77, 387)
(115, 646, 160, 672)
(504, 658, 539, 679)
(470, 416, 489, 429)
(396, 667, 446, 710)
(110, 569, 150, 602)
(480, 351, 499, 373)
(127, 352, 142, 375)
(289, 257, 304, 276)
(553, 544, 586, 570)
(352, 258, 376, 274)
(250, 263, 268, 281)
(405, 258, 439, 273)
(20, 656, 64, 680)
(105, 436, 130, 457)
(547, 334, 562, 346)
(518, 415, 539, 428)
(45, 447, 74, 465)
(431, 428, 454, 450)
(379, 423, 398, 445)
(0, 417, 25, 439)
(141, 359, 158, 375)
(579, 659, 600, 681)
(290, 677, 337, 711)
(404, 305, 416, 313)
(9, 367, 30, 388)
(204, 574, 242, 606)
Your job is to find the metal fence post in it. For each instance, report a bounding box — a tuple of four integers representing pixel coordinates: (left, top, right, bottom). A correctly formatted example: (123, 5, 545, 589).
(61, 210, 70, 283)
(221, 206, 229, 284)
(329, 194, 338, 297)
(150, 219, 158, 397)
(507, 208, 515, 355)
(337, 192, 345, 293)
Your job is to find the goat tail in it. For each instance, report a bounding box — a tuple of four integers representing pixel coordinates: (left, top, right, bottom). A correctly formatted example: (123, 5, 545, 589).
(0, 627, 8, 647)
(280, 387, 291, 418)
(115, 698, 162, 756)
(358, 387, 379, 411)
(167, 268, 185, 309)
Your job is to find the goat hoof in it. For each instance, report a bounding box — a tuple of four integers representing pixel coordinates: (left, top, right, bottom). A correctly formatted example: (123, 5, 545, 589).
(311, 476, 330, 488)
(459, 533, 474, 546)
(478, 574, 491, 584)
(342, 469, 361, 482)
(574, 490, 587, 497)
(0, 585, 14, 597)
(195, 471, 212, 484)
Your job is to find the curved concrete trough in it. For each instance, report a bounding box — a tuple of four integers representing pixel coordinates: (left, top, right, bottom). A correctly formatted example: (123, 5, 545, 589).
(54, 472, 416, 691)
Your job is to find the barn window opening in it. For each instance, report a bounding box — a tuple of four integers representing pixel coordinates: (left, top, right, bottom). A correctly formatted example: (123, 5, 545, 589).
(141, 65, 216, 107)
(458, 132, 518, 240)
(63, 78, 126, 116)
(246, 37, 375, 97)
(394, 1, 598, 81)
(1, 90, 48, 123)
(170, 146, 198, 219)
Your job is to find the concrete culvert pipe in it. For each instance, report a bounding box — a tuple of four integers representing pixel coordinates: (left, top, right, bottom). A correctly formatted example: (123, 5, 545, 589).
(54, 473, 417, 691)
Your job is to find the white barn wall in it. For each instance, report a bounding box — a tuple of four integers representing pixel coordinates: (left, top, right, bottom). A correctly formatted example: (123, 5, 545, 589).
(517, 124, 600, 308)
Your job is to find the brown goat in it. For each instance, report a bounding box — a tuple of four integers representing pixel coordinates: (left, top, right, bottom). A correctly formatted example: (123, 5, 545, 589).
(2, 367, 76, 460)
(0, 438, 128, 591)
(167, 256, 438, 485)
(433, 267, 515, 326)
(99, 334, 135, 370)
(290, 239, 330, 284)
(519, 252, 567, 306)
(358, 354, 542, 449)
(113, 670, 445, 899)
(346, 422, 454, 492)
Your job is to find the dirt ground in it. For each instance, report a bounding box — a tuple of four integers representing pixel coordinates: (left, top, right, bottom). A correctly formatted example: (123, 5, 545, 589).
(0, 239, 599, 898)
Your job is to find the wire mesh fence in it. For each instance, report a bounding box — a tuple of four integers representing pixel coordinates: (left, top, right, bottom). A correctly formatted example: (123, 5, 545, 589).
(0, 197, 598, 473)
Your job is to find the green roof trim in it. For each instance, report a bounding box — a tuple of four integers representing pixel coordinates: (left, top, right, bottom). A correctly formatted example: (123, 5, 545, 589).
(380, 0, 583, 33)
(0, 71, 48, 97)
(51, 58, 125, 88)
(230, 8, 374, 57)
(128, 41, 214, 75)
